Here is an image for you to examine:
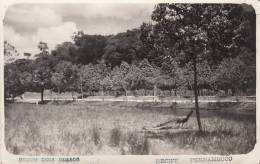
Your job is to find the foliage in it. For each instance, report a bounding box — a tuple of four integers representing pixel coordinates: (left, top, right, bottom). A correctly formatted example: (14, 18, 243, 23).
(4, 41, 20, 64)
(51, 61, 78, 93)
(32, 43, 53, 101)
(72, 31, 106, 64)
(140, 4, 256, 131)
(4, 59, 33, 99)
(51, 42, 78, 62)
(103, 29, 143, 67)
(37, 41, 49, 56)
(4, 4, 256, 100)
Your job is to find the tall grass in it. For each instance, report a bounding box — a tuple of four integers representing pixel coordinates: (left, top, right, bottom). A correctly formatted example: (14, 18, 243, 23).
(4, 102, 256, 155)
(91, 125, 104, 151)
(163, 117, 256, 155)
(109, 126, 122, 147)
(122, 131, 149, 155)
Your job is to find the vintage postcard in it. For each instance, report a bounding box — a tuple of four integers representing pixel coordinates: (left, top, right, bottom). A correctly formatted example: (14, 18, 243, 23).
(0, 0, 259, 164)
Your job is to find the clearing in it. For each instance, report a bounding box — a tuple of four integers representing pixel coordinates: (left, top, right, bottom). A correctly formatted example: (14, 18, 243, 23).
(4, 101, 256, 155)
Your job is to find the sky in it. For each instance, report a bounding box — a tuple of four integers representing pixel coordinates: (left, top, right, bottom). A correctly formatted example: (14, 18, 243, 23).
(4, 3, 155, 57)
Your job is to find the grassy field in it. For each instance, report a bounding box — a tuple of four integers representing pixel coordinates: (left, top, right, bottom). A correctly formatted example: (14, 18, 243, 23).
(4, 101, 256, 155)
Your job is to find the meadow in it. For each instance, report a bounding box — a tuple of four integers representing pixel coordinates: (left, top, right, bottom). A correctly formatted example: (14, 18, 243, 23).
(4, 101, 256, 155)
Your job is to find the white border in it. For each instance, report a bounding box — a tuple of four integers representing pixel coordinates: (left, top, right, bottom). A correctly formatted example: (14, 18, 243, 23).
(0, 1, 259, 164)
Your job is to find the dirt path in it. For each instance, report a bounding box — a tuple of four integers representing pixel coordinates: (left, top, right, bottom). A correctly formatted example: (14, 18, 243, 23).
(13, 96, 256, 104)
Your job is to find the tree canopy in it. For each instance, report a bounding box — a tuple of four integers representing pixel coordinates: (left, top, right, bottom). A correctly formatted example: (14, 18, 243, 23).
(4, 4, 255, 109)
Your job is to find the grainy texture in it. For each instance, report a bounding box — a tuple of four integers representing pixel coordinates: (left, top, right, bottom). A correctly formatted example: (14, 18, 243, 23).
(4, 101, 256, 155)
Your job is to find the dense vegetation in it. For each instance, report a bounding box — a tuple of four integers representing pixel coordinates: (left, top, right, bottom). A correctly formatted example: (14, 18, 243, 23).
(4, 4, 255, 99)
(4, 4, 256, 132)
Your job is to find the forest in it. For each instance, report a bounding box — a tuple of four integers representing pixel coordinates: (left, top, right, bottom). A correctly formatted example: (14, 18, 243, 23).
(4, 4, 256, 102)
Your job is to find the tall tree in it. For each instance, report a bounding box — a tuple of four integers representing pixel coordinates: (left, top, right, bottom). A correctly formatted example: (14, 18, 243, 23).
(51, 42, 78, 62)
(103, 29, 142, 67)
(143, 4, 254, 132)
(72, 31, 107, 64)
(33, 42, 52, 102)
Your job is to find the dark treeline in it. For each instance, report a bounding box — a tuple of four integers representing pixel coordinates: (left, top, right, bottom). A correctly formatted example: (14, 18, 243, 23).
(4, 4, 256, 103)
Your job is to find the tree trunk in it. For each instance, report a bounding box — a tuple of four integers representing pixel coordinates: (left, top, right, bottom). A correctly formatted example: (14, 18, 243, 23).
(125, 89, 128, 97)
(174, 88, 177, 96)
(72, 90, 74, 100)
(193, 58, 202, 132)
(102, 87, 104, 101)
(101, 87, 104, 96)
(225, 89, 228, 96)
(153, 85, 157, 102)
(144, 89, 147, 96)
(170, 89, 172, 96)
(40, 87, 44, 103)
(231, 88, 235, 96)
(153, 85, 157, 97)
(80, 84, 83, 99)
(50, 89, 53, 101)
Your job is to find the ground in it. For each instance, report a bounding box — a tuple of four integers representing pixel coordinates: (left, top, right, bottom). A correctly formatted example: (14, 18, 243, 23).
(4, 101, 256, 155)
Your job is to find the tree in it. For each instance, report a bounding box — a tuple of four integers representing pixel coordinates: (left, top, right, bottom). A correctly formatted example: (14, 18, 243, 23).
(33, 42, 52, 102)
(4, 59, 33, 100)
(32, 63, 52, 102)
(94, 61, 111, 96)
(236, 47, 256, 94)
(51, 42, 78, 63)
(103, 29, 142, 67)
(37, 41, 49, 56)
(182, 61, 214, 95)
(213, 51, 255, 96)
(52, 61, 78, 95)
(51, 72, 65, 94)
(4, 63, 24, 100)
(110, 62, 131, 96)
(76, 65, 87, 98)
(24, 53, 31, 60)
(143, 4, 253, 132)
(72, 31, 107, 64)
(137, 59, 160, 96)
(100, 75, 114, 96)
(4, 41, 20, 64)
(75, 64, 101, 96)
(160, 60, 186, 96)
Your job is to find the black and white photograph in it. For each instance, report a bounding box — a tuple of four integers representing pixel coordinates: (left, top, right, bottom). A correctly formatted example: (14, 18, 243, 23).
(3, 3, 256, 157)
